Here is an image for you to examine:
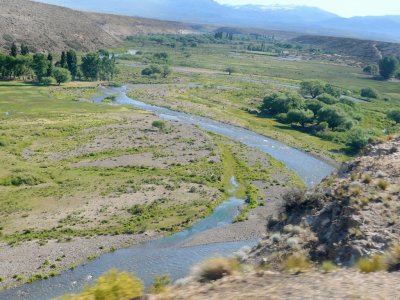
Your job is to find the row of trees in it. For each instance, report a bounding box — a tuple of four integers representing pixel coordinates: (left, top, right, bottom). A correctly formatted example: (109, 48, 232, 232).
(0, 49, 117, 84)
(363, 56, 399, 80)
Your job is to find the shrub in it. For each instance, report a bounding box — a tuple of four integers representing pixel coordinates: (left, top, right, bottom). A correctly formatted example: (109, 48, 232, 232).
(195, 257, 239, 282)
(379, 56, 399, 79)
(320, 261, 336, 273)
(388, 110, 400, 123)
(317, 93, 338, 105)
(260, 93, 305, 115)
(62, 269, 144, 300)
(385, 245, 400, 272)
(357, 255, 387, 273)
(360, 87, 379, 99)
(102, 95, 116, 103)
(52, 67, 71, 85)
(377, 179, 389, 190)
(362, 174, 372, 184)
(151, 274, 171, 294)
(283, 253, 311, 274)
(283, 188, 306, 210)
(40, 76, 56, 86)
(286, 109, 314, 127)
(300, 80, 325, 98)
(152, 120, 166, 131)
(317, 106, 352, 130)
(346, 129, 371, 152)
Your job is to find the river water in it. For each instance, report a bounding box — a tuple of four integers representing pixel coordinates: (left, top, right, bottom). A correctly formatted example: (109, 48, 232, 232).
(0, 87, 335, 300)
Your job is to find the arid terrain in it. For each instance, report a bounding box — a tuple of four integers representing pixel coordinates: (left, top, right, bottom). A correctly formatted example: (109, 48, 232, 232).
(0, 0, 197, 52)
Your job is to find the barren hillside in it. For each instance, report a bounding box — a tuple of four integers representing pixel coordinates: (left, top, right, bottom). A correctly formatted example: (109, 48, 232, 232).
(0, 0, 197, 52)
(292, 35, 400, 63)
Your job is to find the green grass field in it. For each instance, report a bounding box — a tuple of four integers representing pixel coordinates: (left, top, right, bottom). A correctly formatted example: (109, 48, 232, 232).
(117, 36, 400, 162)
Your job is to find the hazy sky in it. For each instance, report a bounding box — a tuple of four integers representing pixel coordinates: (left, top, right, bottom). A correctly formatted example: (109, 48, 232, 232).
(215, 0, 400, 17)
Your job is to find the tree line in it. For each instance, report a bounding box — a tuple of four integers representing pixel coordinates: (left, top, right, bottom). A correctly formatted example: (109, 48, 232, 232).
(259, 79, 394, 152)
(0, 45, 117, 85)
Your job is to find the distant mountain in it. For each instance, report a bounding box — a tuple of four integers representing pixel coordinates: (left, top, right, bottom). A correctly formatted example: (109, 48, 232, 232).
(35, 0, 400, 42)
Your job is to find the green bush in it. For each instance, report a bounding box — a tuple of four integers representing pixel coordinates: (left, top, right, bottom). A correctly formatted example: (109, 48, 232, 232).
(151, 274, 171, 294)
(346, 129, 371, 152)
(360, 87, 379, 99)
(388, 110, 400, 123)
(317, 93, 338, 105)
(152, 120, 166, 131)
(287, 109, 314, 127)
(40, 77, 56, 86)
(260, 93, 305, 115)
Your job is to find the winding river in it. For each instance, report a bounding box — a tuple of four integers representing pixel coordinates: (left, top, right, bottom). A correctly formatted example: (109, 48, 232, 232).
(0, 86, 335, 300)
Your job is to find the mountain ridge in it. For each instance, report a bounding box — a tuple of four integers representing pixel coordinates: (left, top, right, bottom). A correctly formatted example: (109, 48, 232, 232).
(34, 0, 400, 42)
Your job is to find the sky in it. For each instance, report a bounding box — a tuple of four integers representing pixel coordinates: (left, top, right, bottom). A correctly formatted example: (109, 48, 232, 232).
(215, 0, 400, 17)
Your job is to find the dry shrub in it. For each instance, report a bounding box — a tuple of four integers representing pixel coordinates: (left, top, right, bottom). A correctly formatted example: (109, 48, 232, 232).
(195, 257, 239, 282)
(377, 179, 389, 190)
(283, 253, 311, 274)
(385, 245, 400, 272)
(357, 255, 387, 273)
(61, 269, 144, 300)
(320, 261, 336, 273)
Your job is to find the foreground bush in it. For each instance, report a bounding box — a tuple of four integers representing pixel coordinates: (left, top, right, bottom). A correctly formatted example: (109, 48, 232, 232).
(357, 255, 387, 273)
(195, 257, 239, 282)
(385, 245, 400, 272)
(62, 269, 144, 300)
(283, 253, 311, 274)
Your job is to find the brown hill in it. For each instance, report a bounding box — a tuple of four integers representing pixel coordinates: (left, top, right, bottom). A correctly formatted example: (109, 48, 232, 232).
(292, 35, 400, 63)
(0, 0, 197, 53)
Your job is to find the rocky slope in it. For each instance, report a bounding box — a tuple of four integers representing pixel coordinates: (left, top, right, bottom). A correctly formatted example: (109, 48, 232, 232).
(0, 0, 197, 53)
(153, 137, 400, 299)
(253, 137, 400, 267)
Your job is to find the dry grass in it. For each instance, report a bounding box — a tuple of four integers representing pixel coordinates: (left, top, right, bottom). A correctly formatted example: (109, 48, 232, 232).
(194, 257, 240, 282)
(283, 253, 311, 274)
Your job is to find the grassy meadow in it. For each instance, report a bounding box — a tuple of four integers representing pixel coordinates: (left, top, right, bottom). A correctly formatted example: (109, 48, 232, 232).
(117, 35, 400, 162)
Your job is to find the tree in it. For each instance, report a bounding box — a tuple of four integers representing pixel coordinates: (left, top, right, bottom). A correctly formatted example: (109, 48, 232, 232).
(388, 110, 400, 123)
(52, 67, 71, 85)
(300, 80, 325, 98)
(360, 87, 379, 99)
(363, 64, 378, 76)
(60, 51, 67, 68)
(317, 106, 353, 130)
(99, 54, 117, 81)
(31, 53, 49, 80)
(20, 44, 29, 56)
(81, 53, 100, 81)
(66, 50, 78, 79)
(10, 43, 17, 57)
(224, 67, 236, 75)
(47, 53, 53, 77)
(347, 129, 371, 152)
(317, 93, 338, 105)
(305, 99, 325, 114)
(161, 65, 171, 78)
(40, 76, 56, 86)
(287, 109, 314, 127)
(379, 56, 398, 79)
(260, 93, 305, 115)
